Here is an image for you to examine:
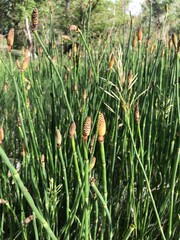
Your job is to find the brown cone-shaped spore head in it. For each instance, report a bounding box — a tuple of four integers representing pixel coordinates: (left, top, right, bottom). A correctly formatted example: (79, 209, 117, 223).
(98, 112, 106, 142)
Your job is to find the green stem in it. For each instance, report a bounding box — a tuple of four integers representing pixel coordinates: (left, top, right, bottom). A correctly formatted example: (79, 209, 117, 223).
(168, 146, 180, 238)
(71, 138, 83, 190)
(126, 117, 166, 240)
(91, 181, 112, 239)
(0, 147, 58, 240)
(99, 141, 107, 240)
(33, 31, 74, 121)
(58, 148, 70, 233)
(83, 141, 90, 240)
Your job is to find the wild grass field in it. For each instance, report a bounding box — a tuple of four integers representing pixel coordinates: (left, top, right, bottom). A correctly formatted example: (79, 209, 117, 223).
(0, 7, 179, 240)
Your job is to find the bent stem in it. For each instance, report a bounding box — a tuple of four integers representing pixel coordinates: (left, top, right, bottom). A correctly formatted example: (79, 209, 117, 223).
(0, 147, 58, 240)
(91, 180, 112, 239)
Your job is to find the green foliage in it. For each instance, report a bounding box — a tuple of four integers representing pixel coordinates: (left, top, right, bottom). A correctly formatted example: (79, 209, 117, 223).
(0, 0, 131, 40)
(141, 0, 180, 32)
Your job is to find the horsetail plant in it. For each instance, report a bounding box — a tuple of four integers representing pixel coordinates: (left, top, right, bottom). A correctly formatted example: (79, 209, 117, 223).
(0, 147, 58, 240)
(0, 5, 179, 239)
(69, 122, 83, 190)
(97, 112, 108, 240)
(82, 116, 91, 240)
(7, 28, 14, 52)
(31, 8, 74, 121)
(56, 128, 70, 240)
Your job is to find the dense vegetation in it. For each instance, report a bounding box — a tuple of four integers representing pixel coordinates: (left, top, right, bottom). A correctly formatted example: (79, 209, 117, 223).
(0, 2, 179, 240)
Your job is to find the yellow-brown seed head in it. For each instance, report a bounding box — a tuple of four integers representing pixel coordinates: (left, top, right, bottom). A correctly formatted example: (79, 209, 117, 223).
(89, 134, 96, 153)
(22, 57, 30, 72)
(132, 35, 137, 49)
(0, 199, 7, 205)
(172, 33, 178, 50)
(109, 53, 115, 70)
(74, 83, 78, 92)
(7, 28, 14, 51)
(64, 65, 70, 73)
(168, 38, 173, 48)
(0, 127, 4, 144)
(89, 156, 96, 172)
(68, 49, 72, 59)
(89, 67, 92, 81)
(128, 69, 133, 89)
(83, 90, 87, 102)
(23, 215, 33, 226)
(21, 143, 26, 157)
(26, 98, 30, 108)
(4, 82, 8, 92)
(121, 72, 126, 85)
(62, 35, 71, 41)
(31, 8, 38, 32)
(98, 112, 106, 142)
(56, 129, 62, 149)
(16, 59, 21, 70)
(137, 27, 143, 43)
(24, 48, 30, 59)
(69, 25, 80, 32)
(69, 122, 76, 139)
(73, 43, 78, 55)
(41, 154, 45, 165)
(135, 101, 140, 124)
(64, 73, 68, 81)
(83, 116, 91, 141)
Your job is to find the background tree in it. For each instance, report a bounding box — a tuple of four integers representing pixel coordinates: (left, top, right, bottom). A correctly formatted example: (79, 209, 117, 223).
(0, 0, 130, 37)
(141, 0, 180, 32)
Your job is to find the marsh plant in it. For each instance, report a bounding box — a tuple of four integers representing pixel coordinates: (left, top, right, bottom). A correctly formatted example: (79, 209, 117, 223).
(0, 6, 179, 240)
